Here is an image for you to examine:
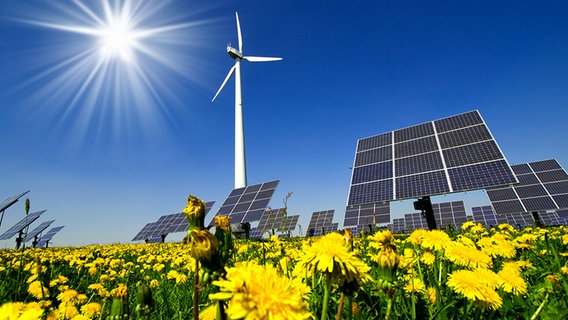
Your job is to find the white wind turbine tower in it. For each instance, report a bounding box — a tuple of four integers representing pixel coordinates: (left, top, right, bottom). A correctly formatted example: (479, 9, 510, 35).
(212, 12, 282, 189)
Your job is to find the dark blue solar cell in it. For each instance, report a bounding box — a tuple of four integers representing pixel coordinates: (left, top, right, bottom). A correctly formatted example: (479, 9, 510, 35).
(261, 180, 279, 190)
(486, 187, 518, 202)
(357, 132, 392, 152)
(239, 192, 256, 202)
(394, 122, 435, 143)
(352, 162, 392, 184)
(530, 159, 562, 172)
(395, 170, 449, 199)
(515, 185, 549, 198)
(233, 202, 252, 213)
(256, 189, 275, 200)
(354, 146, 392, 167)
(449, 160, 517, 192)
(217, 205, 234, 215)
(443, 140, 503, 168)
(536, 170, 568, 183)
(395, 152, 444, 176)
(242, 209, 264, 222)
(229, 188, 245, 197)
(249, 198, 270, 210)
(552, 195, 568, 208)
(511, 164, 532, 175)
(348, 179, 393, 205)
(395, 136, 438, 158)
(544, 181, 568, 195)
(492, 200, 525, 215)
(516, 173, 541, 185)
(434, 110, 483, 133)
(223, 196, 240, 206)
(438, 124, 492, 149)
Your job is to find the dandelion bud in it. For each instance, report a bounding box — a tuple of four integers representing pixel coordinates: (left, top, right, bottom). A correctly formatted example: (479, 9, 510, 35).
(182, 195, 206, 230)
(109, 284, 129, 319)
(135, 285, 154, 320)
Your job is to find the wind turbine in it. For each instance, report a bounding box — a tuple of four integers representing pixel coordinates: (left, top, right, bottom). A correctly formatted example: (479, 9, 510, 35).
(212, 12, 282, 189)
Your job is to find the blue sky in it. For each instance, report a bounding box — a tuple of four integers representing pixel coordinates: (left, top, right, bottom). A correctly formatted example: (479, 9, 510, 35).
(1, 0, 567, 247)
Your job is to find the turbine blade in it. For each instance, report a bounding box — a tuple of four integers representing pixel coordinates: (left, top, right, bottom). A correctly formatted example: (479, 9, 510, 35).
(236, 12, 243, 52)
(212, 64, 236, 102)
(244, 56, 283, 62)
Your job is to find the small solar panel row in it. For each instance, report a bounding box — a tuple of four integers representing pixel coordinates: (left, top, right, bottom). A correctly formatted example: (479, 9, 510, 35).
(36, 226, 64, 247)
(0, 210, 46, 240)
(24, 220, 55, 242)
(0, 190, 30, 213)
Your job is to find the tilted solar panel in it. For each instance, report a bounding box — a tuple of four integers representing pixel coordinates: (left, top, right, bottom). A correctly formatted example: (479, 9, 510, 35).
(214, 180, 279, 224)
(306, 210, 335, 236)
(36, 226, 64, 247)
(0, 210, 46, 240)
(24, 220, 55, 242)
(0, 190, 30, 213)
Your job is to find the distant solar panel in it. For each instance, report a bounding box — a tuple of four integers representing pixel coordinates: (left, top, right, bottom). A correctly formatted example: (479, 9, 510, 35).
(390, 218, 406, 234)
(348, 110, 517, 206)
(343, 202, 390, 227)
(503, 212, 535, 228)
(280, 215, 299, 232)
(306, 210, 335, 236)
(256, 208, 287, 232)
(486, 159, 568, 214)
(472, 206, 500, 227)
(24, 220, 55, 242)
(215, 180, 279, 223)
(0, 210, 45, 240)
(536, 211, 564, 226)
(36, 226, 64, 247)
(0, 190, 30, 213)
(404, 212, 428, 231)
(132, 201, 215, 242)
(432, 201, 468, 230)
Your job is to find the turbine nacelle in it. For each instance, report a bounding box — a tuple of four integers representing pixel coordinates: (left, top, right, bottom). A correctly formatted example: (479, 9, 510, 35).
(227, 45, 243, 60)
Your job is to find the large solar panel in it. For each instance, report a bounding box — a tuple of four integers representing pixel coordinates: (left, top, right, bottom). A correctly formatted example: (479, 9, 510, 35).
(215, 180, 279, 223)
(348, 110, 517, 206)
(486, 159, 568, 215)
(306, 210, 335, 236)
(0, 210, 45, 240)
(36, 226, 64, 247)
(344, 202, 390, 227)
(0, 190, 30, 213)
(132, 201, 215, 242)
(24, 220, 55, 242)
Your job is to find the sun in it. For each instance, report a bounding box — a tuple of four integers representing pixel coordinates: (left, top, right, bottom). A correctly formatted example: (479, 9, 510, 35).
(12, 0, 213, 142)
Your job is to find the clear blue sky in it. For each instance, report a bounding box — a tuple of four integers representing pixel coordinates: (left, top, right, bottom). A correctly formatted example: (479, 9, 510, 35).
(1, 0, 567, 247)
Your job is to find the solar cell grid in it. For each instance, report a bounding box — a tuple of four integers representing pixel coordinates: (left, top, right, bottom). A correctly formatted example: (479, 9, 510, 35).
(306, 210, 335, 236)
(36, 226, 64, 247)
(214, 180, 279, 224)
(349, 110, 516, 207)
(343, 202, 390, 227)
(24, 220, 55, 242)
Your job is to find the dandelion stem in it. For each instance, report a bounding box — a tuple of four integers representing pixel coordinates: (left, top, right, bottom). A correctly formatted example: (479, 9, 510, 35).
(530, 292, 549, 320)
(385, 296, 393, 320)
(321, 274, 332, 320)
(193, 259, 199, 320)
(346, 295, 353, 320)
(336, 292, 345, 320)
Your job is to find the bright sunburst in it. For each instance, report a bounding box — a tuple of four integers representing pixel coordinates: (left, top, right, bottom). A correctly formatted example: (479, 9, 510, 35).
(12, 0, 213, 143)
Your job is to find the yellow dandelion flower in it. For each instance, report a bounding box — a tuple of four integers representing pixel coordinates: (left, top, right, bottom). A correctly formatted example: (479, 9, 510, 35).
(70, 315, 88, 320)
(369, 230, 394, 249)
(470, 224, 487, 234)
(110, 283, 128, 299)
(404, 276, 425, 294)
(447, 269, 502, 310)
(497, 223, 515, 232)
(149, 279, 160, 289)
(57, 303, 79, 319)
(0, 302, 44, 320)
(199, 303, 217, 320)
(296, 232, 372, 284)
(562, 234, 568, 245)
(444, 241, 492, 269)
(80, 302, 102, 318)
(88, 267, 97, 276)
(420, 230, 451, 251)
(210, 262, 312, 320)
(214, 215, 231, 231)
(28, 280, 49, 299)
(407, 229, 429, 246)
(477, 234, 516, 258)
(420, 251, 436, 265)
(57, 289, 79, 303)
(498, 268, 527, 296)
(425, 287, 437, 304)
(561, 266, 568, 275)
(461, 221, 476, 230)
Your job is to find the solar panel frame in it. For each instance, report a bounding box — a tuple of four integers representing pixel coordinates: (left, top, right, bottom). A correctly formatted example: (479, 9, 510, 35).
(486, 159, 568, 214)
(0, 210, 46, 240)
(348, 110, 517, 207)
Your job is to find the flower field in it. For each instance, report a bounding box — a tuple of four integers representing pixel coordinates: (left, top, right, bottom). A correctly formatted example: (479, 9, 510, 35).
(1, 221, 568, 319)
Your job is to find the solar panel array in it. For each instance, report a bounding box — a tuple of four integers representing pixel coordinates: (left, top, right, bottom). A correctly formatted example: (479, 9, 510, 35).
(471, 205, 537, 228)
(348, 110, 517, 207)
(537, 211, 567, 226)
(215, 180, 279, 223)
(306, 210, 335, 236)
(390, 218, 406, 233)
(256, 208, 286, 232)
(432, 201, 468, 230)
(486, 159, 568, 215)
(404, 212, 428, 231)
(344, 202, 390, 227)
(132, 201, 215, 241)
(36, 226, 64, 247)
(0, 190, 30, 213)
(0, 210, 46, 240)
(24, 220, 55, 242)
